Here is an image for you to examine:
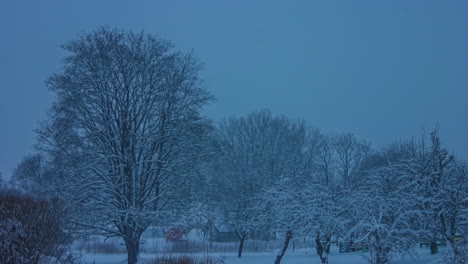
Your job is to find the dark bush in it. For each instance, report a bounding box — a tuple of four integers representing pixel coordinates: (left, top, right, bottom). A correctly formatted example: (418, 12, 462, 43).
(0, 193, 72, 264)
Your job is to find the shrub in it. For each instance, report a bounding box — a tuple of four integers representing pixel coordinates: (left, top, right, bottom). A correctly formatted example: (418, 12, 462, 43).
(0, 193, 72, 264)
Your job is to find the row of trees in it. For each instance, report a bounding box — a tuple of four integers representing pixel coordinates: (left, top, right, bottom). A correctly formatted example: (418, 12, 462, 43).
(12, 110, 466, 264)
(5, 28, 468, 264)
(210, 111, 467, 264)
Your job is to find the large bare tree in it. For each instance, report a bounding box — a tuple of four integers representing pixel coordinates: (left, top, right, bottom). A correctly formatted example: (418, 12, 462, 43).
(38, 27, 213, 264)
(334, 133, 370, 186)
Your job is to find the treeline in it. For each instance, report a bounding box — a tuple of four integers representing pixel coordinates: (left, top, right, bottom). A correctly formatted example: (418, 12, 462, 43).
(7, 110, 468, 264)
(206, 110, 468, 264)
(2, 27, 467, 264)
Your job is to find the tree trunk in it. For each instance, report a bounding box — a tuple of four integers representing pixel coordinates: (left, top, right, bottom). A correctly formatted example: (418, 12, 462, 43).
(237, 232, 246, 258)
(375, 240, 390, 264)
(274, 230, 293, 264)
(125, 236, 140, 264)
(316, 235, 323, 259)
(323, 240, 330, 264)
(376, 255, 388, 264)
(315, 234, 330, 264)
(430, 239, 438, 254)
(375, 248, 391, 264)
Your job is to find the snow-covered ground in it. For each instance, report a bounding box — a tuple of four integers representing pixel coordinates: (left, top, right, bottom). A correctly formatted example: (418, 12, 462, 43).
(223, 248, 443, 264)
(81, 246, 444, 264)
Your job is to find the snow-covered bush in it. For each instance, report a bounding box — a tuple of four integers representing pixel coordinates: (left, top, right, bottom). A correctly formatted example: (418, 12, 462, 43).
(444, 238, 468, 264)
(148, 255, 225, 264)
(0, 218, 29, 263)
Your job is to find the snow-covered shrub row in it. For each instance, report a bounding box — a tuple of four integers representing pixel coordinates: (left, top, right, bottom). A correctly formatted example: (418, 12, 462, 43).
(148, 255, 225, 264)
(80, 235, 287, 254)
(81, 236, 126, 254)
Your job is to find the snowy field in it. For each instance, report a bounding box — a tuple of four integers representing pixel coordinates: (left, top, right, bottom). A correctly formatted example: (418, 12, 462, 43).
(81, 246, 444, 264)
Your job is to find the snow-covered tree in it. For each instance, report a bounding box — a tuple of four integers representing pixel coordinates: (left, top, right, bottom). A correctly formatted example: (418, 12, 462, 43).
(346, 162, 422, 264)
(409, 129, 455, 254)
(250, 130, 365, 264)
(253, 177, 298, 264)
(37, 27, 213, 264)
(439, 161, 468, 264)
(402, 128, 468, 262)
(212, 110, 314, 257)
(309, 185, 350, 264)
(256, 173, 350, 264)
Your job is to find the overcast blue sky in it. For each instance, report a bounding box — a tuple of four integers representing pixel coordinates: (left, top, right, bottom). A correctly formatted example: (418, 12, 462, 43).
(1, 1, 467, 178)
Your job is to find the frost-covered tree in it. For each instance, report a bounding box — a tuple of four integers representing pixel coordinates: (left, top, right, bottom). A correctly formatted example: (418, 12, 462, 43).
(37, 27, 213, 264)
(410, 129, 455, 254)
(405, 128, 468, 262)
(439, 161, 468, 264)
(213, 110, 313, 257)
(310, 186, 350, 264)
(251, 130, 360, 264)
(352, 133, 467, 264)
(257, 174, 350, 264)
(254, 178, 298, 264)
(347, 162, 422, 264)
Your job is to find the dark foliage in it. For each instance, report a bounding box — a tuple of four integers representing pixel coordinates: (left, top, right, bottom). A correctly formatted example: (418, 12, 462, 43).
(0, 193, 72, 264)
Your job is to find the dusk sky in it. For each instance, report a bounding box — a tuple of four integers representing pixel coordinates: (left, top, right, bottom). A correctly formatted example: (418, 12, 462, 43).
(1, 0, 467, 179)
